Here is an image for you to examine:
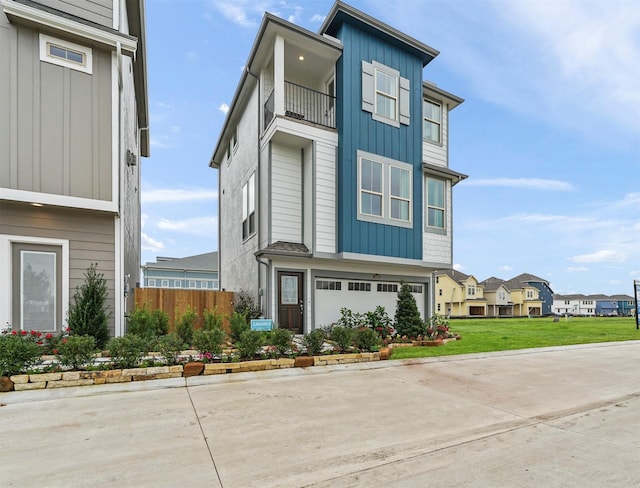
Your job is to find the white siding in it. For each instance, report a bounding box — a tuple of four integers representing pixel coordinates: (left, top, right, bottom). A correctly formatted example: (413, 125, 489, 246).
(422, 104, 448, 167)
(315, 140, 336, 253)
(271, 143, 302, 242)
(423, 179, 452, 265)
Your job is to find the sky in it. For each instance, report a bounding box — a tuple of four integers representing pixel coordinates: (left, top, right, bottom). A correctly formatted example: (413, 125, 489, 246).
(141, 0, 640, 297)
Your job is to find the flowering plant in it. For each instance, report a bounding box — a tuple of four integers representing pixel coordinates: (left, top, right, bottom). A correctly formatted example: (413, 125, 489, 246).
(0, 328, 43, 376)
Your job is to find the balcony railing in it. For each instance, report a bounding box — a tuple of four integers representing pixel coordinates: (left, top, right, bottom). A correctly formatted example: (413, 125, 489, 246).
(263, 82, 336, 130)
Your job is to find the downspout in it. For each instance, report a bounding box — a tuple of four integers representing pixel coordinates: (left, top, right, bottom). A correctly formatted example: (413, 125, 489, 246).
(115, 41, 124, 336)
(246, 67, 270, 317)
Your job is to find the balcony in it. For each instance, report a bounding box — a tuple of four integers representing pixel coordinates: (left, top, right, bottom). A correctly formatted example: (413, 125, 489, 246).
(264, 81, 336, 130)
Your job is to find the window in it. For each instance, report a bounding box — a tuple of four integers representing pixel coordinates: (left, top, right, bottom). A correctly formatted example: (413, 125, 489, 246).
(361, 61, 410, 127)
(426, 177, 445, 229)
(377, 283, 398, 293)
(39, 34, 92, 74)
(161, 279, 169, 288)
(423, 99, 441, 143)
(348, 282, 371, 291)
(358, 150, 412, 228)
(19, 251, 56, 331)
(467, 285, 475, 296)
(439, 289, 442, 296)
(410, 285, 423, 293)
(316, 280, 342, 290)
(375, 68, 398, 122)
(148, 279, 156, 287)
(242, 173, 256, 240)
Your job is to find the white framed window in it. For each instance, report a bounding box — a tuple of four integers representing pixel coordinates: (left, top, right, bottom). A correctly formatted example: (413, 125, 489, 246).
(161, 279, 169, 288)
(357, 150, 412, 228)
(189, 280, 196, 289)
(423, 99, 441, 144)
(242, 173, 256, 240)
(426, 177, 445, 230)
(362, 60, 410, 127)
(39, 34, 92, 74)
(148, 279, 156, 287)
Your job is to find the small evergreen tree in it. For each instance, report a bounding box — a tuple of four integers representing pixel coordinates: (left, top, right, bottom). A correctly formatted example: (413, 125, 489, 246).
(394, 282, 425, 339)
(67, 263, 111, 349)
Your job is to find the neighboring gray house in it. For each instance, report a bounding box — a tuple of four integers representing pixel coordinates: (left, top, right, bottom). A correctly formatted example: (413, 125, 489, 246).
(142, 252, 219, 290)
(210, 1, 467, 333)
(0, 0, 149, 337)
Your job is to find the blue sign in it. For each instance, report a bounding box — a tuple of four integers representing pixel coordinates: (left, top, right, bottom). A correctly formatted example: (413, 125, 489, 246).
(251, 319, 274, 331)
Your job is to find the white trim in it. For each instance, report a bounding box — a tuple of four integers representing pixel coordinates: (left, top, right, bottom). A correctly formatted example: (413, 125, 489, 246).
(112, 0, 119, 30)
(1, 0, 137, 56)
(39, 33, 93, 74)
(0, 188, 118, 212)
(0, 235, 69, 331)
(112, 50, 120, 213)
(114, 217, 123, 337)
(371, 61, 400, 128)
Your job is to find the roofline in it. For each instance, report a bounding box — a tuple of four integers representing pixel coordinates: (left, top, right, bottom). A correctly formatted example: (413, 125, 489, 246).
(210, 12, 343, 168)
(423, 81, 464, 110)
(422, 162, 468, 186)
(319, 1, 439, 66)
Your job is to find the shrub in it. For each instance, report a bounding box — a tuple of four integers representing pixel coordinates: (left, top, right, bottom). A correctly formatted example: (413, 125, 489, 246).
(126, 306, 169, 339)
(329, 326, 354, 353)
(203, 306, 226, 332)
(336, 307, 365, 329)
(193, 328, 225, 357)
(67, 263, 111, 349)
(107, 335, 147, 369)
(394, 282, 426, 339)
(235, 329, 263, 359)
(233, 290, 262, 320)
(229, 311, 250, 343)
(154, 333, 184, 366)
(175, 306, 198, 347)
(354, 327, 380, 352)
(0, 332, 42, 376)
(302, 329, 326, 356)
(269, 327, 294, 356)
(56, 335, 96, 370)
(365, 306, 395, 340)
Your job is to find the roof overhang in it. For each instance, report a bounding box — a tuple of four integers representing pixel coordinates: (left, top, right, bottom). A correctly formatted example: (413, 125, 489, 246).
(423, 81, 464, 110)
(125, 0, 149, 156)
(422, 163, 468, 186)
(320, 1, 438, 67)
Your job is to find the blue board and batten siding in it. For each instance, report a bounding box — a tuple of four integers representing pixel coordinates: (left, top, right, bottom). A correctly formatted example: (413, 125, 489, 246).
(334, 22, 424, 260)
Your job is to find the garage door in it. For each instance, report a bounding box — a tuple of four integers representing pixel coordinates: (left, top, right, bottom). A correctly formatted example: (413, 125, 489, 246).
(314, 279, 425, 328)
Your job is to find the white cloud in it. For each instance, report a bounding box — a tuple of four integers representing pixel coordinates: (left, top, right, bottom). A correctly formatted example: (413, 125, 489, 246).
(141, 232, 164, 252)
(567, 266, 589, 273)
(570, 250, 628, 264)
(213, 1, 257, 27)
(499, 265, 513, 272)
(218, 103, 229, 114)
(155, 101, 174, 109)
(310, 14, 325, 23)
(157, 216, 218, 237)
(150, 137, 171, 149)
(464, 178, 574, 191)
(169, 126, 181, 133)
(142, 188, 218, 204)
(453, 263, 465, 272)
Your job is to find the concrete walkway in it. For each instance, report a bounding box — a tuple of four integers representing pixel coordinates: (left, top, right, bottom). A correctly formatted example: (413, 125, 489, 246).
(1, 341, 639, 487)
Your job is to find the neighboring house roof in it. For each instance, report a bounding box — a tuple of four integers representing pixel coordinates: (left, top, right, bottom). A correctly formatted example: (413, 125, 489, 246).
(609, 295, 635, 301)
(480, 277, 507, 292)
(436, 269, 470, 284)
(142, 252, 218, 272)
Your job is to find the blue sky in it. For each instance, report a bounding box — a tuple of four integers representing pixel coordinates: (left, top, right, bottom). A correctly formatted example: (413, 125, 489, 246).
(141, 0, 640, 296)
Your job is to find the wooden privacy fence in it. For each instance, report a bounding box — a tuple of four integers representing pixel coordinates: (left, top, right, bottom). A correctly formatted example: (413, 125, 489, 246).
(133, 288, 235, 334)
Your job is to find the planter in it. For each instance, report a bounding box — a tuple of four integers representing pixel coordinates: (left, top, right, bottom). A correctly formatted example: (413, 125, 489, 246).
(294, 356, 314, 368)
(423, 340, 444, 347)
(183, 361, 205, 377)
(379, 347, 391, 360)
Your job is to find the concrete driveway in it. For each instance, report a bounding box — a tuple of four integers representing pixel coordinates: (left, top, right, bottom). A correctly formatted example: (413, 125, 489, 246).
(1, 341, 639, 487)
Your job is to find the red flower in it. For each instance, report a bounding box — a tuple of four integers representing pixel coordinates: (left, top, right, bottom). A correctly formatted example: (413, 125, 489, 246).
(45, 333, 53, 339)
(30, 330, 37, 336)
(20, 330, 27, 336)
(11, 331, 17, 335)
(37, 341, 43, 345)
(53, 349, 58, 354)
(62, 338, 67, 344)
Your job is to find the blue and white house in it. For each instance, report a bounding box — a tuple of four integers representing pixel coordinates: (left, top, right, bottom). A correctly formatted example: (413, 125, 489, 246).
(210, 1, 467, 333)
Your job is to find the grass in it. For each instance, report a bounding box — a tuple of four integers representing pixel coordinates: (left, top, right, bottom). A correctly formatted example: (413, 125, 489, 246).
(390, 316, 640, 360)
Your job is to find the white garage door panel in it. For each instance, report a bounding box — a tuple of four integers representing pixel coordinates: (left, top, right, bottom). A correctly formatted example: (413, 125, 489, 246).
(314, 279, 425, 328)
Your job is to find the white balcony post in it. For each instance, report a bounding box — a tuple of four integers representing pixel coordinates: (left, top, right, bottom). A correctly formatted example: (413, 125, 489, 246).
(274, 35, 285, 117)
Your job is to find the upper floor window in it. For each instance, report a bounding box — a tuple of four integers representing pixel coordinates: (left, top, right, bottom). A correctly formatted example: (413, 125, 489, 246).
(423, 99, 441, 144)
(362, 61, 410, 127)
(242, 173, 256, 240)
(467, 285, 476, 296)
(426, 177, 445, 229)
(39, 34, 92, 74)
(357, 150, 412, 228)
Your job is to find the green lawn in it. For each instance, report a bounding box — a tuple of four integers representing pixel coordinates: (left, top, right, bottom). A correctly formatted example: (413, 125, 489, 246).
(390, 316, 640, 360)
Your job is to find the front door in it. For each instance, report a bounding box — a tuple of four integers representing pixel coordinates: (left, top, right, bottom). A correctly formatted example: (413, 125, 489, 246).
(278, 271, 304, 334)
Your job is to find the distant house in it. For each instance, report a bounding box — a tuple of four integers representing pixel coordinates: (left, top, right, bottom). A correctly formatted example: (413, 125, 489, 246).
(512, 273, 554, 316)
(435, 270, 486, 317)
(552, 295, 595, 316)
(142, 253, 219, 290)
(610, 295, 636, 317)
(481, 277, 513, 317)
(210, 1, 467, 333)
(1, 0, 149, 337)
(593, 295, 618, 316)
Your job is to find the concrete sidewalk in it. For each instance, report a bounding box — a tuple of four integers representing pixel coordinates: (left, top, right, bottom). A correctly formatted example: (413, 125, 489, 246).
(1, 341, 639, 487)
